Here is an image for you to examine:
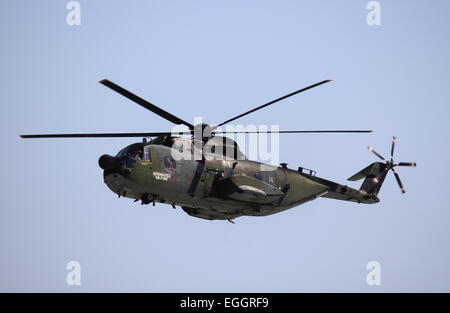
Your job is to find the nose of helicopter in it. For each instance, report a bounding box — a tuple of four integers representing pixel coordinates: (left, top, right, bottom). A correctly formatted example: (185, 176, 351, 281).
(98, 154, 122, 171)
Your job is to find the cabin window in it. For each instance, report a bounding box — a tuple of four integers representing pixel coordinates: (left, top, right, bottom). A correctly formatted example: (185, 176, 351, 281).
(163, 155, 176, 170)
(254, 172, 262, 180)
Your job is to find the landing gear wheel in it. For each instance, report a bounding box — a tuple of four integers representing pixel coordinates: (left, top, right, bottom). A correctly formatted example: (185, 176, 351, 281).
(141, 193, 152, 205)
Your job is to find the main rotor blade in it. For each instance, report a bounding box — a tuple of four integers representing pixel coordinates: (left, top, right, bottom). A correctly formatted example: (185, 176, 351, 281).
(368, 146, 386, 161)
(214, 130, 372, 134)
(20, 132, 191, 139)
(391, 136, 396, 159)
(99, 79, 194, 129)
(398, 162, 417, 167)
(217, 79, 333, 127)
(392, 169, 406, 193)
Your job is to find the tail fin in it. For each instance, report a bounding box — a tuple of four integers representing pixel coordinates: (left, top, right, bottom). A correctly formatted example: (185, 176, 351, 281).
(347, 162, 388, 195)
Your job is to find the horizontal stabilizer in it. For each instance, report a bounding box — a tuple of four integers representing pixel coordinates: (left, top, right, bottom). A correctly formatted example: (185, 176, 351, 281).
(347, 163, 379, 181)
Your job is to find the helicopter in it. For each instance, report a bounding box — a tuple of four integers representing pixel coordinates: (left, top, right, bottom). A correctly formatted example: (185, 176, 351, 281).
(20, 79, 416, 222)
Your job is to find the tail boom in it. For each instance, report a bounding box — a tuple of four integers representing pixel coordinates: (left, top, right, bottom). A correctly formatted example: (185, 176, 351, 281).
(299, 173, 380, 204)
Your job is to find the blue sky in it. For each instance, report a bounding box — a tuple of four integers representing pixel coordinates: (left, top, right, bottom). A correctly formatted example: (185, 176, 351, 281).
(1, 0, 449, 292)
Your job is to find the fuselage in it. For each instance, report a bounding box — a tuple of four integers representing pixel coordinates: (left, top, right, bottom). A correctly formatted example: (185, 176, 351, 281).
(100, 136, 378, 220)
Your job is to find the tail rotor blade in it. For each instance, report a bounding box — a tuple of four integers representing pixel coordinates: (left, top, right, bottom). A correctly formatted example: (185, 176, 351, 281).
(365, 137, 415, 195)
(368, 146, 386, 161)
(391, 136, 396, 159)
(392, 169, 406, 193)
(398, 162, 417, 167)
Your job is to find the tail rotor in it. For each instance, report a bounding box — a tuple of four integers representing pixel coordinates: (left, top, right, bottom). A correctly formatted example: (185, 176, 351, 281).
(367, 136, 416, 194)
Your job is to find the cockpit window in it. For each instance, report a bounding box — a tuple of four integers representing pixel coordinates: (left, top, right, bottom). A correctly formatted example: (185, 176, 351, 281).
(116, 143, 143, 159)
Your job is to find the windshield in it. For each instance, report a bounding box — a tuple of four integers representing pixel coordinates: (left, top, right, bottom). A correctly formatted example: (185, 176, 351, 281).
(116, 143, 143, 158)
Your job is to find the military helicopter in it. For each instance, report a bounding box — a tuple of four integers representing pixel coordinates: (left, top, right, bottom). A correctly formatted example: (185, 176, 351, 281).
(21, 79, 416, 222)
